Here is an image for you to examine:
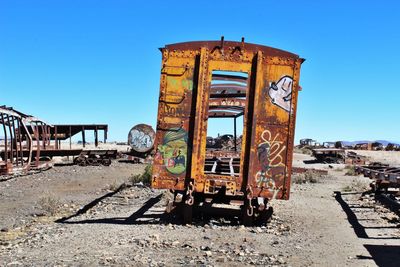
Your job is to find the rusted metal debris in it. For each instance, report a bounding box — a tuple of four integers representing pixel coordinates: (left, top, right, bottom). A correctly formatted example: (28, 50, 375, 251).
(298, 139, 399, 151)
(385, 143, 400, 151)
(42, 124, 108, 148)
(345, 151, 368, 165)
(355, 163, 400, 190)
(1, 105, 113, 175)
(151, 37, 304, 225)
(0, 106, 52, 175)
(311, 148, 368, 165)
(354, 142, 384, 151)
(73, 150, 117, 166)
(311, 148, 345, 164)
(296, 139, 348, 153)
(355, 162, 400, 214)
(299, 138, 320, 148)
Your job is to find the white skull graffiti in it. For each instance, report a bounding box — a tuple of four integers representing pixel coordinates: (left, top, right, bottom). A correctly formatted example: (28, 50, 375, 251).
(268, 76, 293, 113)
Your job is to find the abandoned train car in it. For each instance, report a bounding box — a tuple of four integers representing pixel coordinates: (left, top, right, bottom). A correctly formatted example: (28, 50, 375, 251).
(151, 38, 304, 224)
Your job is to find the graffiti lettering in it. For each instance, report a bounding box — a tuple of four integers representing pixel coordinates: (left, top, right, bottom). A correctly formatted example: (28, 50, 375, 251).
(130, 129, 153, 150)
(128, 124, 155, 153)
(260, 130, 286, 167)
(162, 103, 185, 117)
(255, 130, 287, 198)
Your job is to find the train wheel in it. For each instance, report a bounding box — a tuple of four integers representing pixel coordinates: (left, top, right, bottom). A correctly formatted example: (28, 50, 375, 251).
(101, 158, 112, 166)
(74, 156, 87, 166)
(86, 157, 95, 166)
(256, 206, 273, 226)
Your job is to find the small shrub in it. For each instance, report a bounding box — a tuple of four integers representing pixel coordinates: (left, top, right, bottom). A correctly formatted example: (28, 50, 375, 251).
(294, 147, 312, 155)
(130, 165, 152, 185)
(293, 147, 303, 154)
(334, 167, 344, 172)
(344, 165, 356, 176)
(38, 195, 61, 215)
(342, 178, 368, 192)
(108, 180, 118, 191)
(301, 148, 313, 155)
(292, 174, 305, 184)
(342, 185, 352, 192)
(292, 170, 322, 184)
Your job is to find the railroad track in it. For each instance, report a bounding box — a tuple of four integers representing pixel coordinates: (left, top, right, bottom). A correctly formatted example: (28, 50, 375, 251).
(355, 163, 400, 214)
(375, 193, 400, 214)
(355, 163, 400, 190)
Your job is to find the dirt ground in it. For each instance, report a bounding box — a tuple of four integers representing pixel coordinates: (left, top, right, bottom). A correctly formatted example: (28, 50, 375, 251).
(1, 152, 399, 266)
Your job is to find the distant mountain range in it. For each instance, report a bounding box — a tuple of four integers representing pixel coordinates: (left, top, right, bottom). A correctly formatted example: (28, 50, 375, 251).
(339, 140, 400, 146)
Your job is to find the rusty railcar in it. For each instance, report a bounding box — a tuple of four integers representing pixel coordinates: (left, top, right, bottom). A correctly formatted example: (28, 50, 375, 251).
(151, 38, 304, 224)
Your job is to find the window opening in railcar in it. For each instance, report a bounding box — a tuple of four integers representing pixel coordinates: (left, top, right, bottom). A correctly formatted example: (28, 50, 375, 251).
(203, 70, 248, 177)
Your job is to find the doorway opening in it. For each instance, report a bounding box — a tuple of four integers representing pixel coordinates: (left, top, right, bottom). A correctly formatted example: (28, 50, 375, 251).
(203, 70, 248, 176)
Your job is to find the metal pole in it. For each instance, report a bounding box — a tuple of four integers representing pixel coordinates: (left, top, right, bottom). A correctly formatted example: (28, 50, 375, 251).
(34, 122, 40, 167)
(40, 123, 46, 149)
(6, 115, 14, 164)
(1, 114, 8, 162)
(16, 119, 23, 167)
(10, 117, 18, 166)
(55, 126, 58, 150)
(69, 126, 72, 150)
(95, 126, 98, 147)
(82, 126, 85, 148)
(234, 117, 237, 152)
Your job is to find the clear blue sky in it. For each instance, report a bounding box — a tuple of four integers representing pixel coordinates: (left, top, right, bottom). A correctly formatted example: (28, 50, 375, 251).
(1, 0, 399, 143)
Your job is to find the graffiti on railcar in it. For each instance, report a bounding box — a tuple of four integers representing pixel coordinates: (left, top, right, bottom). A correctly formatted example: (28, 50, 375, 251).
(162, 103, 185, 117)
(268, 75, 293, 113)
(129, 129, 153, 151)
(255, 130, 287, 198)
(166, 76, 193, 91)
(155, 128, 188, 175)
(128, 124, 155, 153)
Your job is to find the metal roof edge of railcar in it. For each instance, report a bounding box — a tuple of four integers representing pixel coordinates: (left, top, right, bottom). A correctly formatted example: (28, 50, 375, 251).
(159, 39, 304, 60)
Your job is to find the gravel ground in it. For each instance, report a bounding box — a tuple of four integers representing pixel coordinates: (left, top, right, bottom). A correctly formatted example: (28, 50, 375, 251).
(1, 153, 399, 266)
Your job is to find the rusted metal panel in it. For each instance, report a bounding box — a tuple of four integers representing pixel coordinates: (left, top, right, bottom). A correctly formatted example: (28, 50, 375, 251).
(152, 47, 201, 191)
(246, 56, 301, 200)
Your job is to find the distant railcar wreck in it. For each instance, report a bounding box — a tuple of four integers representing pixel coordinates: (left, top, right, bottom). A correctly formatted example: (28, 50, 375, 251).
(0, 105, 112, 175)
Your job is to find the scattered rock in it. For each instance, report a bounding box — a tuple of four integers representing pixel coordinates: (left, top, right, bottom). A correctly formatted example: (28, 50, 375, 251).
(216, 256, 227, 263)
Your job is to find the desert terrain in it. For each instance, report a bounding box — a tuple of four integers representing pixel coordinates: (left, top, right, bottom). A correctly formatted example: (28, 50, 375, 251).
(0, 151, 399, 266)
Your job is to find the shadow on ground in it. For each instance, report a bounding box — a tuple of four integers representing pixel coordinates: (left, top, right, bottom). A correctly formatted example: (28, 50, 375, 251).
(56, 185, 243, 226)
(357, 245, 400, 267)
(334, 191, 400, 267)
(334, 191, 399, 240)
